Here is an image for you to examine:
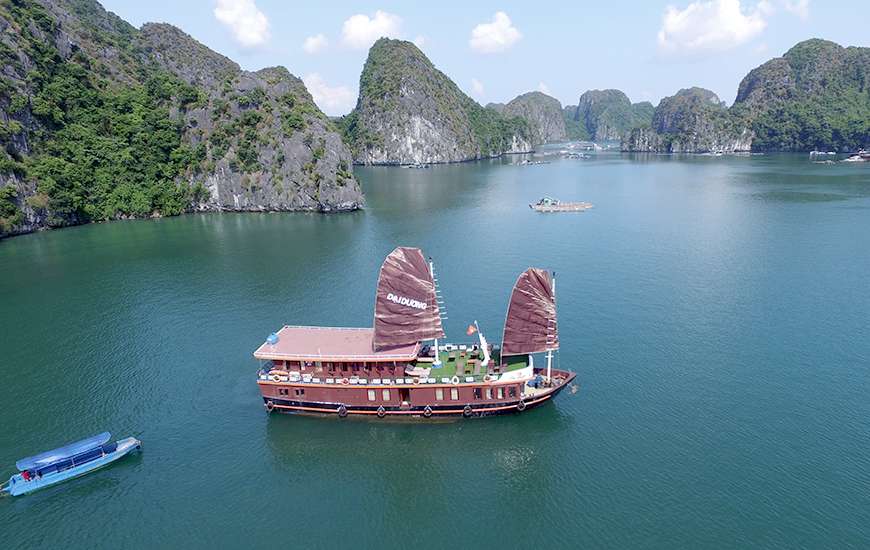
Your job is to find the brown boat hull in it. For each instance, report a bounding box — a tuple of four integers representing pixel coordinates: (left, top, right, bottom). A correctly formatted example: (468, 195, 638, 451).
(258, 368, 576, 419)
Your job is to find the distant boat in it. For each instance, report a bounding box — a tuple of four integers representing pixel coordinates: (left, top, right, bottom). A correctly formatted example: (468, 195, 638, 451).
(530, 196, 593, 212)
(1, 432, 141, 497)
(843, 150, 869, 162)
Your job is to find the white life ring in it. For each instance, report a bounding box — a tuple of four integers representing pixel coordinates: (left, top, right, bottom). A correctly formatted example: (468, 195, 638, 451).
(451, 376, 460, 385)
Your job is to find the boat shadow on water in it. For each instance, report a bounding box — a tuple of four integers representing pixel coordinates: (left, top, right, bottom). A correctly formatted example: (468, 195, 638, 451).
(262, 395, 581, 460)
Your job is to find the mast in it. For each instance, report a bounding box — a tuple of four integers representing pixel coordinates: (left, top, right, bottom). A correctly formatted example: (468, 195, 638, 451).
(475, 320, 491, 368)
(546, 272, 556, 383)
(430, 257, 442, 367)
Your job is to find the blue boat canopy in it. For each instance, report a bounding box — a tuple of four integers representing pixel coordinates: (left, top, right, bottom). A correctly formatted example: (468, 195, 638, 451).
(16, 432, 111, 471)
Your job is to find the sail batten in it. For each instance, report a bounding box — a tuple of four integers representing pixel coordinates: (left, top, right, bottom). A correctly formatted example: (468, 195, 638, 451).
(501, 268, 558, 356)
(372, 247, 445, 350)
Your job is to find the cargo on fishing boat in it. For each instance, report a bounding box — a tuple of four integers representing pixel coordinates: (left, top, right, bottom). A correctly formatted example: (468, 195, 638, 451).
(1, 432, 141, 497)
(530, 196, 593, 212)
(254, 247, 576, 419)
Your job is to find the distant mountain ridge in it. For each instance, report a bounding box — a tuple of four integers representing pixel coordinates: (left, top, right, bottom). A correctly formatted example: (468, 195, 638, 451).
(340, 38, 532, 165)
(0, 0, 362, 238)
(623, 39, 870, 153)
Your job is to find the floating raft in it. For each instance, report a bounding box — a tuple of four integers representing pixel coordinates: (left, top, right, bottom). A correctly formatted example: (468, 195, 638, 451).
(530, 197, 593, 212)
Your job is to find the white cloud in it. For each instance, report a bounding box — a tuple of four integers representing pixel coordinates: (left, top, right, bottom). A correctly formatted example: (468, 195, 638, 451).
(471, 78, 485, 98)
(470, 12, 522, 54)
(413, 35, 426, 48)
(657, 0, 767, 55)
(537, 82, 551, 95)
(782, 0, 809, 20)
(213, 0, 270, 48)
(341, 10, 402, 50)
(303, 33, 328, 54)
(303, 74, 356, 116)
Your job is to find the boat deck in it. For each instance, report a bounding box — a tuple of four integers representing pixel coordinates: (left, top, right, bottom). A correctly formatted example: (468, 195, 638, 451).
(418, 350, 528, 380)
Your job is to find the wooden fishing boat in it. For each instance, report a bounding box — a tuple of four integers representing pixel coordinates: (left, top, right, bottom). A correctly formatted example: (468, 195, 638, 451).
(1, 432, 141, 497)
(254, 247, 577, 419)
(530, 196, 593, 212)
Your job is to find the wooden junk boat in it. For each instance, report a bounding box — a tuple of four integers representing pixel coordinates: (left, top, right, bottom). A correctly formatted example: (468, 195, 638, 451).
(254, 247, 576, 418)
(530, 196, 593, 212)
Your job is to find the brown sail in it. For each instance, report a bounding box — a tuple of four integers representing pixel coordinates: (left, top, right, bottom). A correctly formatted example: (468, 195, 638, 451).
(501, 268, 558, 356)
(372, 247, 445, 350)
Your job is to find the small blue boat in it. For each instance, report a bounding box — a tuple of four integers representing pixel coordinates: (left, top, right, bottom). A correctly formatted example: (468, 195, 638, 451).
(1, 432, 141, 497)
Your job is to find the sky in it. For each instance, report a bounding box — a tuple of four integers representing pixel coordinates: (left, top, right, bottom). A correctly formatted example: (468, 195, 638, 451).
(100, 0, 867, 116)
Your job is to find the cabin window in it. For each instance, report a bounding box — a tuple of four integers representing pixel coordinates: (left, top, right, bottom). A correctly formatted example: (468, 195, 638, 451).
(450, 388, 459, 400)
(473, 388, 482, 400)
(315, 362, 324, 373)
(509, 387, 517, 398)
(435, 388, 444, 401)
(382, 389, 390, 401)
(497, 387, 504, 399)
(294, 388, 305, 396)
(278, 388, 289, 396)
(367, 390, 376, 401)
(485, 388, 493, 400)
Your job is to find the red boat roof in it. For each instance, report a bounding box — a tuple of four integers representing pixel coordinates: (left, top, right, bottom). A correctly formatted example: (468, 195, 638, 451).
(253, 326, 421, 362)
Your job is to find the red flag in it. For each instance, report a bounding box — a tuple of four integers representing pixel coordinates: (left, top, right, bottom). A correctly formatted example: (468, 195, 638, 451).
(466, 324, 477, 336)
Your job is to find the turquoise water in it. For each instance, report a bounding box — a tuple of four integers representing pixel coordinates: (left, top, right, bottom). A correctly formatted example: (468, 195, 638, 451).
(1, 152, 869, 548)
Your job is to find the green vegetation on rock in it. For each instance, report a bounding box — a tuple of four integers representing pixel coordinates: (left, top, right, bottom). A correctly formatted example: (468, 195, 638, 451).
(733, 39, 870, 152)
(0, 0, 362, 238)
(500, 91, 567, 145)
(623, 88, 750, 153)
(1, 0, 202, 225)
(624, 39, 869, 153)
(572, 90, 653, 141)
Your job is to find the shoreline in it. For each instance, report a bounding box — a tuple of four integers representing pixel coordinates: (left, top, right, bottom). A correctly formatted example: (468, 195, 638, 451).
(0, 204, 363, 242)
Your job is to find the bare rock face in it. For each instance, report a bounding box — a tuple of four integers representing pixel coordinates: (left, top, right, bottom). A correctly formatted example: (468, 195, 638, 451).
(0, 0, 361, 238)
(501, 91, 567, 145)
(139, 25, 363, 213)
(341, 39, 532, 165)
